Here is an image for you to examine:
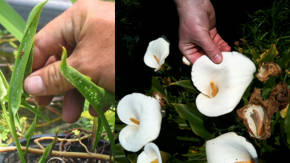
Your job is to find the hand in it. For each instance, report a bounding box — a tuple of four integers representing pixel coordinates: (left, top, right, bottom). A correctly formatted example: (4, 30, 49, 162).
(24, 0, 115, 123)
(176, 0, 231, 64)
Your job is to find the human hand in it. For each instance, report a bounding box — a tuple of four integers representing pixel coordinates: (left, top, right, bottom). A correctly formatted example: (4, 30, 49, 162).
(176, 0, 231, 64)
(24, 0, 115, 123)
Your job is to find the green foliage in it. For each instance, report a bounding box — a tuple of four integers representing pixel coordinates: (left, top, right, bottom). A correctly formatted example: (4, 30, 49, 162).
(38, 137, 56, 163)
(117, 0, 290, 161)
(6, 1, 47, 162)
(60, 47, 116, 157)
(286, 107, 290, 146)
(0, 0, 25, 40)
(172, 103, 212, 140)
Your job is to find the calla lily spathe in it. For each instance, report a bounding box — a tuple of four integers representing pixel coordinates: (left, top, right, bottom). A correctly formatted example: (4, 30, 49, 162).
(191, 51, 256, 117)
(206, 132, 258, 163)
(117, 93, 162, 152)
(144, 37, 169, 71)
(137, 143, 162, 163)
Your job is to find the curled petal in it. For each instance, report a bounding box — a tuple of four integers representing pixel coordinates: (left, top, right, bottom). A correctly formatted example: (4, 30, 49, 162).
(144, 37, 170, 71)
(192, 51, 256, 117)
(256, 62, 281, 82)
(206, 132, 258, 163)
(117, 93, 162, 152)
(137, 143, 162, 163)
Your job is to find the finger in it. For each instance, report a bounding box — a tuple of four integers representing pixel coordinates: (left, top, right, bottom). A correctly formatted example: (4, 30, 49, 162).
(179, 42, 203, 64)
(35, 96, 53, 106)
(33, 6, 75, 70)
(197, 31, 222, 64)
(89, 106, 98, 117)
(33, 55, 57, 105)
(24, 61, 73, 96)
(213, 33, 231, 52)
(62, 89, 84, 123)
(89, 106, 110, 117)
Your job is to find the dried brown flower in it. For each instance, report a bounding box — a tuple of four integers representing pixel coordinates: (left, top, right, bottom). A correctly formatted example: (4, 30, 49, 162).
(256, 62, 282, 82)
(237, 82, 289, 139)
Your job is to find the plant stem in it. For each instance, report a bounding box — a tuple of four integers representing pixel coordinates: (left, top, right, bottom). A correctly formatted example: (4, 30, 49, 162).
(0, 146, 112, 160)
(7, 110, 26, 163)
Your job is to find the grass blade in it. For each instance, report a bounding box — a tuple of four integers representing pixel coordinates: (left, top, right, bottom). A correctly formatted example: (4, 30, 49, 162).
(0, 0, 25, 40)
(8, 0, 47, 117)
(60, 47, 116, 158)
(0, 70, 8, 101)
(24, 115, 38, 158)
(6, 1, 48, 162)
(38, 137, 56, 163)
(92, 117, 103, 151)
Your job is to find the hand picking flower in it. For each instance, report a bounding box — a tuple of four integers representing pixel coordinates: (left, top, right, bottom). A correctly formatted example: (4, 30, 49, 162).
(191, 51, 256, 117)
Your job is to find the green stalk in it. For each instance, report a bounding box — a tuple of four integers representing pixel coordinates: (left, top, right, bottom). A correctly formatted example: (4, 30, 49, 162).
(60, 47, 116, 159)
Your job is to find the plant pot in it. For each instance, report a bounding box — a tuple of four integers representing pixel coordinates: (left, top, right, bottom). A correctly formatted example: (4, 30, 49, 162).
(0, 133, 111, 163)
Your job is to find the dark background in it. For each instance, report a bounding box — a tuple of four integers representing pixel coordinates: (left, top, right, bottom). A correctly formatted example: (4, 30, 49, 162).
(116, 0, 275, 99)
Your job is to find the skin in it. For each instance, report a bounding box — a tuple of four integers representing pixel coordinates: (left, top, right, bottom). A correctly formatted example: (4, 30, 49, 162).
(176, 0, 231, 64)
(24, 0, 115, 123)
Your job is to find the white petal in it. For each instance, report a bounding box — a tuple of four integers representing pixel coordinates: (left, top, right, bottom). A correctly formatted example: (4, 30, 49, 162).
(117, 93, 162, 152)
(182, 56, 191, 66)
(144, 37, 169, 71)
(137, 143, 162, 163)
(206, 132, 258, 163)
(192, 51, 256, 117)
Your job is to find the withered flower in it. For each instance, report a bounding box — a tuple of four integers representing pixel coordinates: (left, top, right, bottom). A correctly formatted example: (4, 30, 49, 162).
(256, 62, 281, 82)
(237, 82, 289, 139)
(153, 91, 166, 108)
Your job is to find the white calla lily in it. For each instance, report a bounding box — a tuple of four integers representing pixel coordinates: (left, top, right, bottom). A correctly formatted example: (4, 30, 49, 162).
(206, 132, 258, 163)
(117, 93, 162, 152)
(137, 143, 162, 163)
(191, 51, 256, 117)
(144, 37, 169, 71)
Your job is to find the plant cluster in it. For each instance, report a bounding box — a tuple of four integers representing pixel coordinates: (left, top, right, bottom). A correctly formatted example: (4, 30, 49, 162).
(115, 0, 290, 162)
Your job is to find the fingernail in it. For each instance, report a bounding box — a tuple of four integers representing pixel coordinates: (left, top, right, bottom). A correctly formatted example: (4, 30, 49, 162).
(25, 76, 45, 94)
(213, 54, 222, 64)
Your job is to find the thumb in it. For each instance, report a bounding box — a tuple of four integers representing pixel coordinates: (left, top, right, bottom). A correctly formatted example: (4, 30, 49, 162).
(24, 61, 73, 96)
(198, 33, 223, 64)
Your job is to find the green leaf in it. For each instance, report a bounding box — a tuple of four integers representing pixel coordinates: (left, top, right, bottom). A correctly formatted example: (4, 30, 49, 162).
(92, 117, 103, 151)
(70, 0, 77, 3)
(8, 0, 47, 117)
(6, 1, 48, 162)
(0, 70, 8, 101)
(172, 103, 212, 140)
(38, 137, 56, 163)
(169, 80, 197, 92)
(285, 104, 290, 147)
(60, 47, 116, 157)
(0, 0, 25, 40)
(20, 100, 49, 121)
(24, 115, 38, 157)
(256, 44, 278, 63)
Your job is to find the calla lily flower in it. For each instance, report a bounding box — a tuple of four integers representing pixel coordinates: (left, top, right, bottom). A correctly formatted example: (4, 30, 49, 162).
(144, 37, 169, 71)
(137, 143, 162, 163)
(117, 93, 162, 152)
(191, 51, 256, 117)
(206, 132, 258, 163)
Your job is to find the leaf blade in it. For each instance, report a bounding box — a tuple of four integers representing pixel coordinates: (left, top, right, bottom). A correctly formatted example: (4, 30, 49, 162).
(172, 103, 212, 140)
(0, 0, 25, 40)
